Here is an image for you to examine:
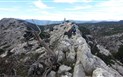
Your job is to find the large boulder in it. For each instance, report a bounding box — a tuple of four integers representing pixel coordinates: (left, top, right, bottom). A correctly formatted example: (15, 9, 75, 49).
(92, 68, 114, 77)
(58, 65, 72, 74)
(73, 62, 85, 77)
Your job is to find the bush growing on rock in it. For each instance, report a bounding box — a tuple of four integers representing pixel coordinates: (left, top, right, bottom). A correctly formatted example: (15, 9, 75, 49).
(0, 48, 5, 55)
(115, 45, 123, 63)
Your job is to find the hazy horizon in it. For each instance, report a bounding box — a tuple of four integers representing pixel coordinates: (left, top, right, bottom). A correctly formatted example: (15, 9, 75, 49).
(0, 0, 123, 21)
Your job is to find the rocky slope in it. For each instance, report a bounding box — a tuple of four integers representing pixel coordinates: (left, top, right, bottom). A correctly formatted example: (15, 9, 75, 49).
(79, 22, 123, 53)
(0, 18, 123, 77)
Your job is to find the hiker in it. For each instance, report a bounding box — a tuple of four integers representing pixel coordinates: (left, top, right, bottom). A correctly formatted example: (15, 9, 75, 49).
(64, 22, 77, 38)
(71, 24, 76, 35)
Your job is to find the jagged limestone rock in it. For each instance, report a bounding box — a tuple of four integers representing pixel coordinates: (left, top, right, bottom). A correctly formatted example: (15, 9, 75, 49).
(92, 68, 114, 77)
(77, 43, 95, 75)
(55, 50, 65, 62)
(111, 63, 123, 76)
(97, 45, 111, 56)
(74, 31, 122, 76)
(73, 62, 85, 77)
(0, 19, 123, 77)
(66, 46, 76, 63)
(28, 62, 44, 76)
(60, 72, 72, 77)
(50, 23, 122, 77)
(47, 71, 56, 77)
(58, 65, 72, 74)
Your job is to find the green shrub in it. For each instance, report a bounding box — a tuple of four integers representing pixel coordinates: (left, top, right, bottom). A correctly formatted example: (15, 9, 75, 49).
(96, 52, 114, 65)
(0, 48, 5, 54)
(91, 45, 114, 65)
(114, 45, 123, 63)
(78, 26, 90, 35)
(39, 31, 50, 39)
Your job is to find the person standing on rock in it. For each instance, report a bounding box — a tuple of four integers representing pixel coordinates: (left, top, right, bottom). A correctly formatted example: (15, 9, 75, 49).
(64, 22, 77, 38)
(71, 23, 77, 35)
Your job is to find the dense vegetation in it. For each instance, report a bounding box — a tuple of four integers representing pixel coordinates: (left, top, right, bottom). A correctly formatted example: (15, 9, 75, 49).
(115, 45, 123, 63)
(0, 49, 4, 55)
(78, 21, 123, 36)
(78, 25, 90, 35)
(77, 21, 123, 64)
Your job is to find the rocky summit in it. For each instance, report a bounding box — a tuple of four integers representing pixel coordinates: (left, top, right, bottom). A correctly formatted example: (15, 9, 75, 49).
(0, 18, 123, 77)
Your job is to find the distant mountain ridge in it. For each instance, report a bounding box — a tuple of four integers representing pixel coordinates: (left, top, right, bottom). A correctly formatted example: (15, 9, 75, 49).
(25, 19, 100, 25)
(26, 19, 62, 26)
(26, 19, 123, 25)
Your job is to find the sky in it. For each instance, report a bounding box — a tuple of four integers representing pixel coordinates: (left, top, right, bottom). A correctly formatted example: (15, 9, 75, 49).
(0, 0, 123, 21)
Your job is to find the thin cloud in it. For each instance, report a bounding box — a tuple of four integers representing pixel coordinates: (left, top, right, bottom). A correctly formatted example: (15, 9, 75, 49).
(82, 0, 92, 3)
(92, 0, 123, 20)
(0, 1, 31, 2)
(0, 8, 18, 11)
(53, 0, 77, 3)
(33, 0, 53, 9)
(65, 5, 92, 11)
(0, 0, 123, 20)
(53, 0, 92, 3)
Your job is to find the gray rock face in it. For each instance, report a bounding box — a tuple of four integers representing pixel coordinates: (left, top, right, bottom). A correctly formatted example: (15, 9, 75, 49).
(49, 22, 122, 77)
(58, 65, 72, 74)
(0, 18, 38, 57)
(92, 68, 114, 77)
(97, 45, 111, 56)
(47, 71, 56, 77)
(0, 19, 123, 77)
(60, 72, 72, 77)
(66, 47, 76, 63)
(39, 22, 123, 77)
(75, 36, 122, 77)
(111, 63, 123, 76)
(28, 62, 44, 76)
(73, 62, 85, 77)
(55, 50, 65, 62)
